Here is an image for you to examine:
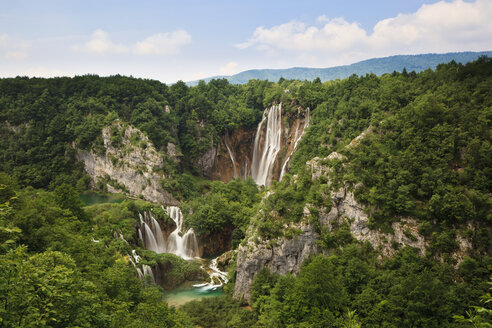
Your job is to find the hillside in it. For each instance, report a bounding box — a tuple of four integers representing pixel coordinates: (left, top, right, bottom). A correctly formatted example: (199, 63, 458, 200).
(187, 51, 492, 85)
(0, 57, 490, 327)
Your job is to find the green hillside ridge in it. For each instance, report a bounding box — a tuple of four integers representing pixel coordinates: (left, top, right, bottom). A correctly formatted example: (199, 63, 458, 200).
(187, 51, 492, 85)
(0, 57, 490, 327)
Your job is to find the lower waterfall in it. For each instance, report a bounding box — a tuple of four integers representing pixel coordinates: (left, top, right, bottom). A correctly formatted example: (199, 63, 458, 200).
(165, 206, 200, 260)
(136, 206, 228, 298)
(129, 249, 154, 282)
(138, 206, 199, 259)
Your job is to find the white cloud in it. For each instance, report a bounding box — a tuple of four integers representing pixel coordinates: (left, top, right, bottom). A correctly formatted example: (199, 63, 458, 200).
(186, 71, 209, 81)
(74, 29, 127, 54)
(237, 0, 492, 66)
(74, 29, 191, 56)
(0, 34, 30, 59)
(0, 33, 9, 46)
(4, 51, 27, 59)
(133, 30, 191, 55)
(219, 61, 239, 75)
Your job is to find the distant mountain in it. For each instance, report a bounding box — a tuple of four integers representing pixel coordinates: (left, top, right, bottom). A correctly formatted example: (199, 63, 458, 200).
(187, 51, 492, 85)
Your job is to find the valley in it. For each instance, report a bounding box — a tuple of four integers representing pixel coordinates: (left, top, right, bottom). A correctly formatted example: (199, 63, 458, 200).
(0, 57, 490, 327)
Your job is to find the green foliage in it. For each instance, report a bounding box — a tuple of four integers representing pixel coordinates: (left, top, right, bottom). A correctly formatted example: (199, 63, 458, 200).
(182, 178, 260, 239)
(252, 169, 328, 240)
(286, 58, 492, 236)
(0, 181, 192, 327)
(0, 247, 104, 327)
(250, 244, 491, 328)
(139, 251, 207, 289)
(180, 295, 257, 328)
(453, 280, 492, 327)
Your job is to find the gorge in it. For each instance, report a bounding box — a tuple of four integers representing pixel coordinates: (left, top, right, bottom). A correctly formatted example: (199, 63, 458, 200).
(0, 58, 489, 327)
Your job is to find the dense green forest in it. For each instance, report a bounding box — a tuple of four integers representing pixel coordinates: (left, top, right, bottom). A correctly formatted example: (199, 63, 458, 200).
(0, 58, 491, 327)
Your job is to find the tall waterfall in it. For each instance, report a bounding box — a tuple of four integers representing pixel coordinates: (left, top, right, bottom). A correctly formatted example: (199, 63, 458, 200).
(280, 107, 310, 180)
(251, 104, 283, 186)
(165, 206, 200, 260)
(138, 207, 199, 260)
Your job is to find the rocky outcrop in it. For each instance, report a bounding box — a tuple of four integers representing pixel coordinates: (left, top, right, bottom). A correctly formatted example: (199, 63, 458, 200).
(320, 186, 427, 257)
(198, 225, 234, 256)
(232, 178, 431, 301)
(197, 146, 217, 178)
(234, 219, 320, 301)
(76, 121, 178, 205)
(217, 250, 236, 271)
(211, 128, 256, 182)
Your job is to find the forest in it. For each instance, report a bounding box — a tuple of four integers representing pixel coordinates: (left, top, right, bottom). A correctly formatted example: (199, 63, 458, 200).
(0, 57, 490, 327)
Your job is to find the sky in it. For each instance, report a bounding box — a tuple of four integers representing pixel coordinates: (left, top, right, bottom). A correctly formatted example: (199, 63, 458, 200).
(0, 0, 491, 83)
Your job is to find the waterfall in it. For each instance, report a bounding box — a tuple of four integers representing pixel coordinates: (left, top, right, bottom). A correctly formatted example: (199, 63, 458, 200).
(138, 212, 166, 253)
(129, 249, 154, 282)
(224, 135, 238, 178)
(137, 207, 199, 260)
(251, 104, 283, 186)
(243, 160, 248, 180)
(193, 256, 229, 291)
(280, 107, 310, 180)
(165, 206, 200, 260)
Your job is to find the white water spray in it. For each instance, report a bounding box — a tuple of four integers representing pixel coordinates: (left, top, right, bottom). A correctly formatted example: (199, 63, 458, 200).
(129, 249, 154, 282)
(224, 135, 238, 178)
(165, 206, 200, 260)
(193, 256, 229, 291)
(137, 207, 199, 259)
(251, 104, 283, 186)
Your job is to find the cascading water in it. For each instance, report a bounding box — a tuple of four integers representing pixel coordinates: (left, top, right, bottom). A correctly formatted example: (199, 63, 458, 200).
(137, 207, 199, 259)
(137, 207, 228, 298)
(165, 206, 200, 260)
(251, 104, 283, 186)
(280, 107, 310, 180)
(193, 257, 229, 291)
(129, 249, 154, 282)
(224, 135, 238, 178)
(138, 212, 166, 253)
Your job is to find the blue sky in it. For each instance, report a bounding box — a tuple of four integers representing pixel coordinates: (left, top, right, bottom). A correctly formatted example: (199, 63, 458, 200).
(1, 0, 491, 83)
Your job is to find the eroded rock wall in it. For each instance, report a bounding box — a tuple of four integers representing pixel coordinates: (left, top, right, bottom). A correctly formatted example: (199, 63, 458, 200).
(76, 121, 178, 205)
(233, 131, 473, 302)
(234, 219, 320, 301)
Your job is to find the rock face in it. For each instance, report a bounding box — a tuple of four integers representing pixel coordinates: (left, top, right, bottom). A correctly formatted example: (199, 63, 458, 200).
(232, 180, 430, 301)
(76, 121, 178, 205)
(234, 146, 474, 301)
(197, 146, 217, 178)
(233, 214, 321, 301)
(211, 128, 256, 181)
(203, 104, 310, 183)
(320, 186, 427, 257)
(198, 225, 234, 257)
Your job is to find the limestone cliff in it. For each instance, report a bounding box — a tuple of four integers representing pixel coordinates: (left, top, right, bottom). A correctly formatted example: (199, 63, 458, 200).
(76, 121, 178, 205)
(210, 128, 256, 181)
(234, 218, 320, 301)
(233, 131, 473, 302)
